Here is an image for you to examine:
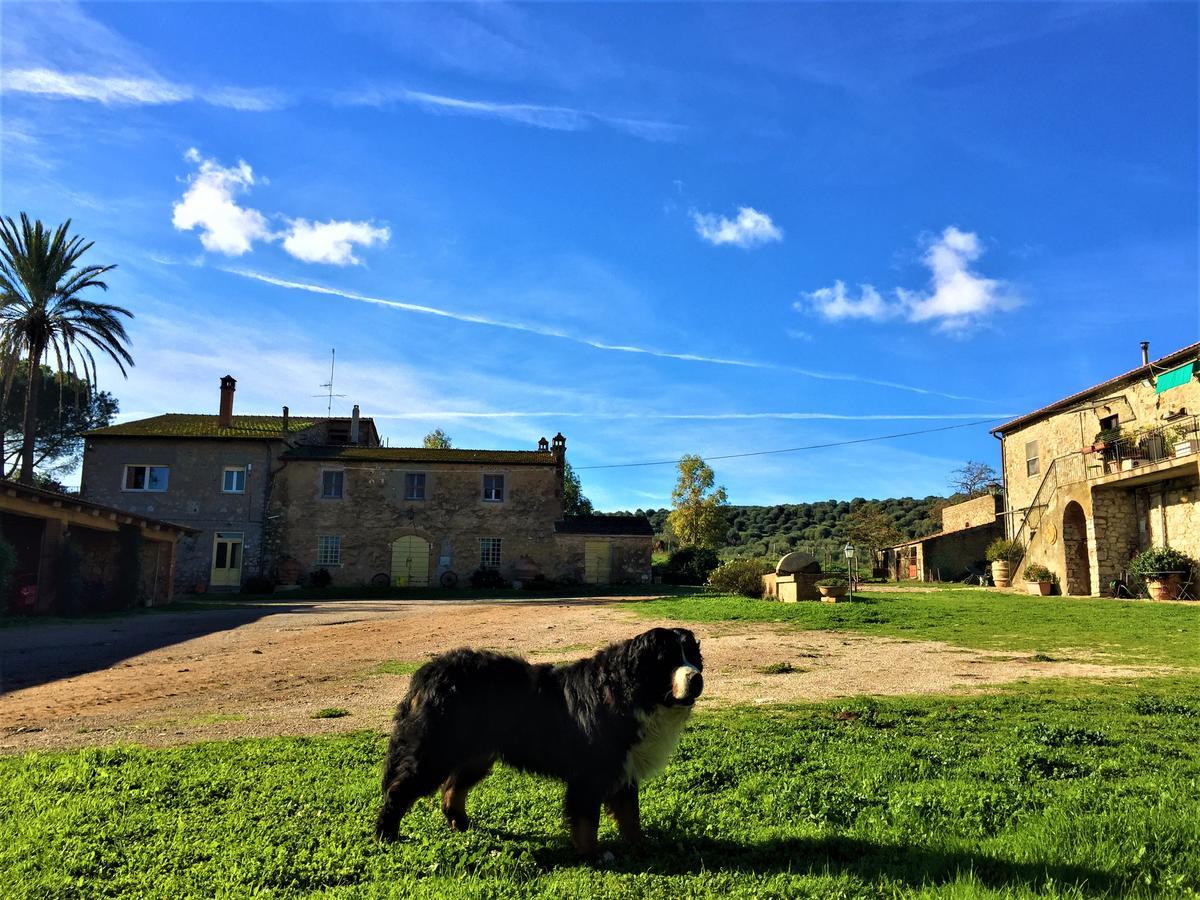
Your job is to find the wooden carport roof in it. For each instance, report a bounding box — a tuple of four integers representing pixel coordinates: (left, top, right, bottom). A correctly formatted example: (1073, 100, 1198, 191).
(0, 479, 196, 541)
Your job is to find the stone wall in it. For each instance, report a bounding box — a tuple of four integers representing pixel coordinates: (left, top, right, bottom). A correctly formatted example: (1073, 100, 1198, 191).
(270, 458, 567, 585)
(81, 437, 278, 590)
(923, 523, 1003, 581)
(1146, 474, 1200, 567)
(941, 494, 1002, 534)
(554, 534, 653, 584)
(1089, 487, 1141, 594)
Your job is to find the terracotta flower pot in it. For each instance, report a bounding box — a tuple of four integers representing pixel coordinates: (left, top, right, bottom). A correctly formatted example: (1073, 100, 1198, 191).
(1025, 580, 1053, 596)
(818, 584, 846, 602)
(991, 561, 1012, 588)
(1146, 574, 1183, 601)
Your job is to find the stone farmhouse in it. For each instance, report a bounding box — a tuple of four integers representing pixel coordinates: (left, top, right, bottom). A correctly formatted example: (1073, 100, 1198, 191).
(81, 377, 651, 591)
(991, 341, 1199, 596)
(880, 492, 1004, 583)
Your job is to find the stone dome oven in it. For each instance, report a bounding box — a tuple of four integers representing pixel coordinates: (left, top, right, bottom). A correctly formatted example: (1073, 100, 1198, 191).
(762, 551, 823, 602)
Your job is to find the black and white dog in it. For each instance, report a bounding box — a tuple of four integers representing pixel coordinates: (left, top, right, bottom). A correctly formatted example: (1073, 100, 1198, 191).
(374, 627, 704, 856)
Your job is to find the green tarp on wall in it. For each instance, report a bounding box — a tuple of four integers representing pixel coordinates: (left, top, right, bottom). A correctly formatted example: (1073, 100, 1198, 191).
(1155, 361, 1195, 393)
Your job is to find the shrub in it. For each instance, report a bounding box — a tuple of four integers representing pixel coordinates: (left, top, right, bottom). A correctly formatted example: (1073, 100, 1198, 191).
(241, 575, 275, 595)
(816, 577, 847, 587)
(469, 567, 507, 589)
(310, 567, 333, 588)
(985, 538, 1025, 563)
(1022, 563, 1058, 583)
(1128, 546, 1195, 578)
(662, 547, 721, 585)
(707, 558, 774, 597)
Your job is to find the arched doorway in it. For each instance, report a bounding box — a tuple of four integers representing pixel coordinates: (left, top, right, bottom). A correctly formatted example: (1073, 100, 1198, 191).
(390, 535, 430, 587)
(1062, 502, 1091, 596)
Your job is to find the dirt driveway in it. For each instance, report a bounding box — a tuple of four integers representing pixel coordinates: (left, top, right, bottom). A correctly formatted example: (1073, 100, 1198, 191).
(0, 597, 1150, 752)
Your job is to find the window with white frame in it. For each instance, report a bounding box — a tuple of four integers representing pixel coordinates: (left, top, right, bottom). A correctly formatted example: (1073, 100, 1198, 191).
(222, 466, 246, 493)
(321, 470, 344, 499)
(124, 465, 169, 492)
(480, 537, 502, 569)
(483, 474, 504, 502)
(1025, 440, 1040, 478)
(317, 534, 342, 566)
(404, 472, 426, 501)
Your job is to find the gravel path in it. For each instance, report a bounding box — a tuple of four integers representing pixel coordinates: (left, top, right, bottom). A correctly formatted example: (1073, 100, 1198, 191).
(0, 597, 1152, 752)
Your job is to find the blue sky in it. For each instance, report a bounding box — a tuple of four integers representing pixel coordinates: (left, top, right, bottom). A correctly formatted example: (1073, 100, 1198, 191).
(2, 2, 1197, 509)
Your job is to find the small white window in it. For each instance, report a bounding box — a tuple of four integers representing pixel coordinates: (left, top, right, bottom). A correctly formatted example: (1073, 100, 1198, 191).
(321, 470, 344, 499)
(124, 465, 169, 492)
(405, 472, 426, 501)
(483, 474, 504, 502)
(222, 467, 246, 494)
(480, 537, 502, 569)
(1025, 441, 1040, 478)
(317, 535, 342, 566)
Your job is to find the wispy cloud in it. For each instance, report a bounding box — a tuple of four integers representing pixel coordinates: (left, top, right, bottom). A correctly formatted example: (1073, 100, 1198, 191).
(344, 87, 684, 140)
(220, 267, 986, 401)
(171, 149, 389, 265)
(800, 227, 1020, 332)
(1, 67, 285, 110)
(693, 207, 783, 248)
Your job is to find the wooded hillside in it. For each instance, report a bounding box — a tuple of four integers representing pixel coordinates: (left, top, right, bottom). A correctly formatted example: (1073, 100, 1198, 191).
(614, 496, 949, 560)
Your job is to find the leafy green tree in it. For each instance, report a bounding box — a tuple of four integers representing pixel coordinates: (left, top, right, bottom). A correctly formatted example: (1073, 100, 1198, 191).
(562, 460, 593, 517)
(422, 428, 452, 449)
(1, 366, 117, 480)
(0, 215, 132, 484)
(667, 455, 729, 549)
(844, 502, 903, 557)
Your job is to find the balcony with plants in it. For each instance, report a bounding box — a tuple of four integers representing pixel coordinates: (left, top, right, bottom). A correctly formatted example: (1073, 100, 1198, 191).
(1084, 415, 1200, 479)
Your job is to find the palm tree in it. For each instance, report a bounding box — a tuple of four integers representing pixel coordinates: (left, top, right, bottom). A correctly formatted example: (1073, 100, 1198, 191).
(0, 214, 132, 484)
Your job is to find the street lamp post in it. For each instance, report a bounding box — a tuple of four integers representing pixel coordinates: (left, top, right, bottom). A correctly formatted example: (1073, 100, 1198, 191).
(843, 542, 856, 603)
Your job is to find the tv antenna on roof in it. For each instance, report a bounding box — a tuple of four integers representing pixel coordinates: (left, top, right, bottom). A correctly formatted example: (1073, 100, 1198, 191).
(315, 348, 346, 416)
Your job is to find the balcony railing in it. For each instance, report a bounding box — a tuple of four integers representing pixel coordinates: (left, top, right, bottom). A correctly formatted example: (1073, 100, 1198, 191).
(1085, 415, 1200, 478)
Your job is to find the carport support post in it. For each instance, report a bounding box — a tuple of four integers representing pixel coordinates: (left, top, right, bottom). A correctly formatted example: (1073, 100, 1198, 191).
(36, 518, 66, 614)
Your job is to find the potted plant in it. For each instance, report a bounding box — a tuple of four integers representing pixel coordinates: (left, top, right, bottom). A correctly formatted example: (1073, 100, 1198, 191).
(1091, 426, 1122, 453)
(1128, 547, 1195, 601)
(1021, 563, 1058, 596)
(985, 538, 1024, 588)
(815, 577, 847, 602)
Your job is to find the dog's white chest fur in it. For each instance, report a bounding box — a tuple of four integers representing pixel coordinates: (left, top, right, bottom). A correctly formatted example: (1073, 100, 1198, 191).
(624, 706, 692, 784)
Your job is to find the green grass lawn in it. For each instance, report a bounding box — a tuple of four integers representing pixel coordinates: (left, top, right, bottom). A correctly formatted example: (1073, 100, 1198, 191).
(631, 590, 1200, 667)
(3, 678, 1198, 898)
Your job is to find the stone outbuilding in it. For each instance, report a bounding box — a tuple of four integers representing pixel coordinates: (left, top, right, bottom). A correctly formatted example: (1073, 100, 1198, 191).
(880, 493, 1005, 583)
(0, 479, 193, 614)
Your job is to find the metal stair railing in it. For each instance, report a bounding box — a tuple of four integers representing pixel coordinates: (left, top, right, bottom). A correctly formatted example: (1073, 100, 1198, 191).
(1009, 457, 1059, 574)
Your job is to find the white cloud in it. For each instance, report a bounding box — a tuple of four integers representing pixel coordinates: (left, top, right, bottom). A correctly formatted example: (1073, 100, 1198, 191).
(2, 68, 191, 105)
(282, 219, 392, 266)
(171, 149, 274, 256)
(171, 150, 389, 264)
(345, 87, 684, 141)
(692, 207, 783, 248)
(899, 227, 1019, 331)
(1, 67, 286, 110)
(802, 281, 898, 321)
(801, 227, 1019, 332)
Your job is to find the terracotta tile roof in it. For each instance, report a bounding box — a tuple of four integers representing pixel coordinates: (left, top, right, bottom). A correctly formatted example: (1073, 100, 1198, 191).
(87, 414, 321, 439)
(992, 341, 1200, 435)
(282, 445, 557, 466)
(0, 479, 197, 534)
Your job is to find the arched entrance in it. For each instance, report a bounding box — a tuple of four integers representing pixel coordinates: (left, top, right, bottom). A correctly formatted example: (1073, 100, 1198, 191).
(390, 535, 430, 587)
(1062, 502, 1091, 596)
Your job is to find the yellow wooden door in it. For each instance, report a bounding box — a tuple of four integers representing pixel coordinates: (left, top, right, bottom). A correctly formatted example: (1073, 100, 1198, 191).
(390, 536, 430, 587)
(210, 532, 244, 588)
(584, 540, 611, 584)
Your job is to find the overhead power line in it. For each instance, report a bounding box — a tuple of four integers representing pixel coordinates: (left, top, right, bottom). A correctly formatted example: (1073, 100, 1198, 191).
(573, 418, 1005, 470)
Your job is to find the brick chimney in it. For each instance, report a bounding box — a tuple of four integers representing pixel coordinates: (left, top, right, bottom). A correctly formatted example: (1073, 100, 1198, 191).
(350, 404, 361, 445)
(282, 405, 290, 436)
(218, 375, 236, 428)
